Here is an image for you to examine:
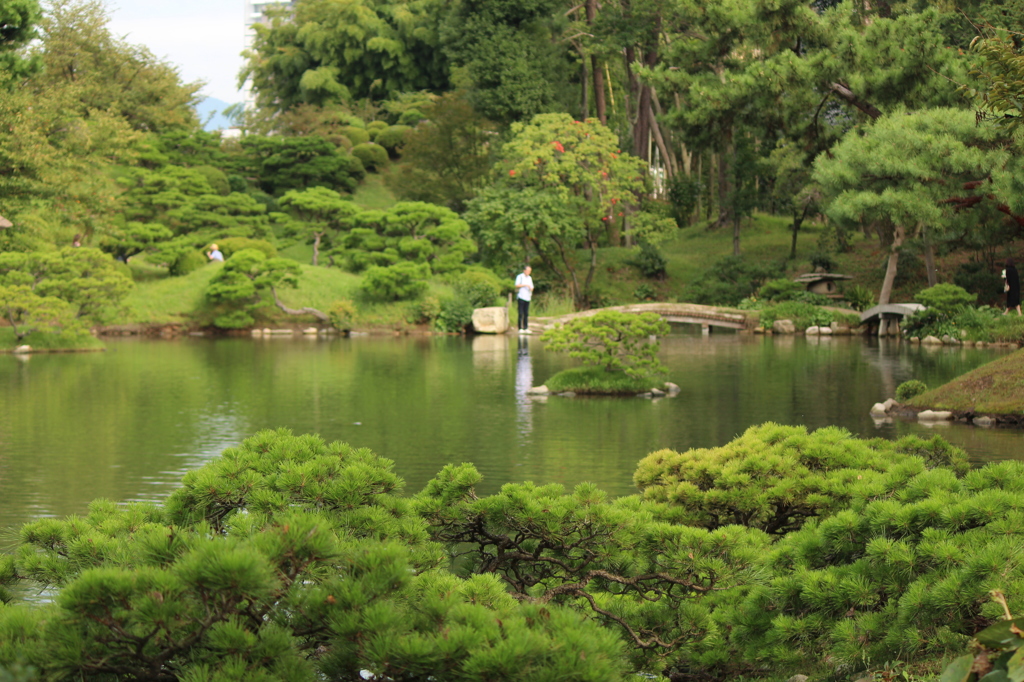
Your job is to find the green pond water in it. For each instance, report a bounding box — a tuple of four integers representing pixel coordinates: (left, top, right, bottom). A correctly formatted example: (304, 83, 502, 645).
(1, 332, 1021, 541)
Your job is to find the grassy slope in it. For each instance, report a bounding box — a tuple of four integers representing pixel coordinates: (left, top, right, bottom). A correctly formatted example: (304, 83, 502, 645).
(908, 349, 1024, 413)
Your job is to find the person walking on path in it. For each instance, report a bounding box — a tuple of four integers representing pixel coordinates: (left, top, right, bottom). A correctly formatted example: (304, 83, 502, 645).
(514, 266, 534, 333)
(1004, 258, 1021, 315)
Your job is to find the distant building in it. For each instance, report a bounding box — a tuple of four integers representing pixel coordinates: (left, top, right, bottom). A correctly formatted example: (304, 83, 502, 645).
(243, 0, 296, 109)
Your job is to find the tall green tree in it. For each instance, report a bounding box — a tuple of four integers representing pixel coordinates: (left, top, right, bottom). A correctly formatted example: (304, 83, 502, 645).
(242, 0, 451, 112)
(466, 114, 658, 308)
(0, 0, 41, 87)
(278, 186, 360, 265)
(813, 107, 1017, 304)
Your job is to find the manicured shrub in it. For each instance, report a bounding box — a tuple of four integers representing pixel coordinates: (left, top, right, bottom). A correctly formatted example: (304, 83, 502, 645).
(896, 379, 928, 401)
(215, 237, 278, 259)
(351, 142, 388, 171)
(341, 125, 370, 146)
(686, 255, 785, 306)
(758, 278, 803, 301)
(169, 249, 207, 276)
(365, 120, 389, 138)
(452, 268, 503, 308)
(843, 283, 875, 311)
(398, 108, 425, 126)
(374, 125, 411, 154)
(915, 283, 975, 313)
(434, 296, 474, 333)
(359, 261, 430, 301)
(542, 310, 670, 378)
(629, 241, 667, 279)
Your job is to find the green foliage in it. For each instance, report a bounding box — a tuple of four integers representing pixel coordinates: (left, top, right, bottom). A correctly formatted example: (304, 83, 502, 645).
(844, 284, 875, 312)
(758, 278, 804, 302)
(374, 124, 410, 153)
(629, 242, 667, 280)
(350, 142, 388, 170)
(451, 267, 503, 308)
(342, 125, 370, 146)
(544, 366, 662, 394)
(204, 249, 301, 329)
(896, 380, 928, 402)
(241, 135, 366, 196)
(0, 248, 133, 329)
(633, 283, 655, 301)
(759, 301, 848, 330)
(915, 283, 976, 314)
(360, 261, 430, 301)
(215, 237, 278, 260)
(327, 298, 357, 331)
(386, 91, 495, 212)
(168, 248, 206, 277)
(686, 255, 785, 306)
(541, 310, 670, 377)
(335, 201, 477, 275)
(433, 296, 473, 332)
(242, 0, 451, 112)
(0, 0, 41, 88)
(1, 429, 628, 681)
(467, 115, 655, 308)
(954, 260, 1003, 307)
(666, 174, 702, 227)
(635, 423, 968, 535)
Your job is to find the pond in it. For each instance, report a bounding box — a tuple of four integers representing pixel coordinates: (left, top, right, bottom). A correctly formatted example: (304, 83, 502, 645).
(1, 331, 1022, 541)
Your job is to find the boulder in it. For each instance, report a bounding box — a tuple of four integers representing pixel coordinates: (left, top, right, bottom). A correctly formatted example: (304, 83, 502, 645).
(882, 398, 898, 412)
(650, 388, 666, 397)
(910, 336, 920, 343)
(922, 335, 942, 345)
(918, 410, 953, 421)
(303, 327, 318, 335)
(773, 319, 796, 334)
(806, 325, 820, 335)
(526, 385, 550, 395)
(13, 345, 31, 354)
(870, 402, 888, 416)
(974, 415, 995, 427)
(819, 325, 833, 335)
(664, 382, 681, 395)
(471, 306, 509, 334)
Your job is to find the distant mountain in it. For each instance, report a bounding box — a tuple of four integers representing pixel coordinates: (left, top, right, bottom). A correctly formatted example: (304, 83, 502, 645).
(195, 97, 239, 132)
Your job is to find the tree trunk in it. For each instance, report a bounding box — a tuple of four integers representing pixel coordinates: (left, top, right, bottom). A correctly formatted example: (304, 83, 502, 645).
(270, 286, 329, 322)
(312, 231, 323, 266)
(789, 204, 810, 260)
(717, 129, 734, 227)
(732, 215, 741, 256)
(878, 223, 906, 305)
(923, 226, 937, 287)
(585, 0, 605, 123)
(580, 56, 589, 120)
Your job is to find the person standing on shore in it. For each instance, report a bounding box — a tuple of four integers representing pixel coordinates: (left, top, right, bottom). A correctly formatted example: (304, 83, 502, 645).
(514, 266, 534, 333)
(1003, 258, 1021, 315)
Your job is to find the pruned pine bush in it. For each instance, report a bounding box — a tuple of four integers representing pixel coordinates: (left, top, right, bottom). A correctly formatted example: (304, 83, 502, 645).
(374, 125, 411, 154)
(635, 423, 969, 534)
(4, 425, 1024, 680)
(215, 237, 278, 259)
(896, 379, 928, 401)
(351, 142, 388, 171)
(359, 261, 430, 301)
(542, 310, 671, 379)
(1, 430, 627, 682)
(341, 125, 369, 145)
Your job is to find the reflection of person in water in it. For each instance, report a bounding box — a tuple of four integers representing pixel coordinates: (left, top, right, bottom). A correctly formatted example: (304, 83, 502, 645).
(515, 335, 534, 439)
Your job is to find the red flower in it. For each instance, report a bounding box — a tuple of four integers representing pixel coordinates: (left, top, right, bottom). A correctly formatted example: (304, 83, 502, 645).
(611, 198, 618, 205)
(552, 141, 565, 153)
(618, 212, 624, 217)
(509, 170, 516, 177)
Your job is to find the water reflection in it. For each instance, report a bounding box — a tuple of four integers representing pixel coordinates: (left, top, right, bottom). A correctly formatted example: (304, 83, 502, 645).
(515, 335, 534, 442)
(1, 335, 1022, 539)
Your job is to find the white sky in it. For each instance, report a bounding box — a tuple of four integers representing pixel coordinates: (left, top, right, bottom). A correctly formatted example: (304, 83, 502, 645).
(103, 0, 246, 103)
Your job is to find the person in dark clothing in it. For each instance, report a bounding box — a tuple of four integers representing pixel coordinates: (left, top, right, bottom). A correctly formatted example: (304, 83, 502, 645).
(1003, 258, 1021, 315)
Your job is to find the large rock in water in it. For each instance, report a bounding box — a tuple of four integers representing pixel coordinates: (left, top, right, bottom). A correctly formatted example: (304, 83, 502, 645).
(472, 306, 509, 334)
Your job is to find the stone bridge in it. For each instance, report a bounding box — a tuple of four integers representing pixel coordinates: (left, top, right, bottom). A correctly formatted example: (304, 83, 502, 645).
(533, 303, 756, 333)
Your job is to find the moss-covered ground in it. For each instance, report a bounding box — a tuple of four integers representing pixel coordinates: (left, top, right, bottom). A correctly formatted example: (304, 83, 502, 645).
(907, 349, 1024, 414)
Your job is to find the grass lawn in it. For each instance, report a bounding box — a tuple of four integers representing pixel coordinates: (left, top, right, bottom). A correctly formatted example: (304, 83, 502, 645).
(908, 349, 1024, 414)
(353, 173, 398, 210)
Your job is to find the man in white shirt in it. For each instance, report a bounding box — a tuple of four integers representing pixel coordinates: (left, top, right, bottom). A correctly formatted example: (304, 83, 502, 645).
(514, 266, 534, 333)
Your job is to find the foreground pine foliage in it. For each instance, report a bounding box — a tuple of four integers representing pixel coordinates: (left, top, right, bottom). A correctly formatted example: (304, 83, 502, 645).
(2, 424, 1023, 681)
